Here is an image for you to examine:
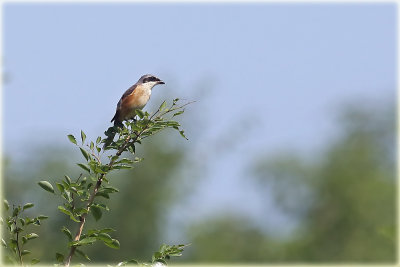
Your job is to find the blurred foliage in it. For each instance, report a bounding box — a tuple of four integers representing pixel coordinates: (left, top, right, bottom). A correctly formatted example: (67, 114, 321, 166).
(184, 215, 274, 263)
(3, 100, 396, 263)
(185, 102, 396, 263)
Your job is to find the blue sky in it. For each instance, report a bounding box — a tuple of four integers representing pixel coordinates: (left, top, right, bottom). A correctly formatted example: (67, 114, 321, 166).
(3, 3, 396, 236)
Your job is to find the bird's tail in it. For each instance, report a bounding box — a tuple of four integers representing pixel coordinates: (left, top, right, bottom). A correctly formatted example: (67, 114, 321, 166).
(104, 111, 124, 149)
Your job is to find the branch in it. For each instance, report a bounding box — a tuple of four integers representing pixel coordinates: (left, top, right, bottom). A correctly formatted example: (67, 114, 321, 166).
(13, 211, 23, 266)
(64, 100, 192, 266)
(64, 122, 152, 266)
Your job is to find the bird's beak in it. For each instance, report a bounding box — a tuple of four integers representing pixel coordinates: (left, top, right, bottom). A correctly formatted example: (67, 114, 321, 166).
(157, 79, 165, 85)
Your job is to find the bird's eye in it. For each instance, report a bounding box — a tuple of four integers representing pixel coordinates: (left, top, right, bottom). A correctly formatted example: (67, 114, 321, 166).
(143, 76, 159, 83)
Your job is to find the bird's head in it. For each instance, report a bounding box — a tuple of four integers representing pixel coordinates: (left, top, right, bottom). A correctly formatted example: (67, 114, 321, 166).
(138, 74, 165, 88)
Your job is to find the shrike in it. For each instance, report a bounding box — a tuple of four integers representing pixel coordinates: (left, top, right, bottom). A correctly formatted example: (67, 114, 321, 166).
(111, 74, 165, 126)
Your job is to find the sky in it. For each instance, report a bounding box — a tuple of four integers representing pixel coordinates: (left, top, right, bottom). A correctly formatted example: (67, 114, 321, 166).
(2, 3, 397, 236)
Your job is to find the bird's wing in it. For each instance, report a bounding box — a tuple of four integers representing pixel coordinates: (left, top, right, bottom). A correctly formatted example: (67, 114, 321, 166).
(120, 84, 138, 102)
(117, 84, 138, 109)
(111, 84, 138, 123)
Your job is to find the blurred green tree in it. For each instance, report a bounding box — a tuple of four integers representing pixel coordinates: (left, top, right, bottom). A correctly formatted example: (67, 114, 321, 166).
(3, 100, 395, 263)
(186, 102, 396, 262)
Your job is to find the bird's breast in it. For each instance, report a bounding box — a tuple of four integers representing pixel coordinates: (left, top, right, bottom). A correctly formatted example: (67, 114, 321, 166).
(124, 87, 151, 110)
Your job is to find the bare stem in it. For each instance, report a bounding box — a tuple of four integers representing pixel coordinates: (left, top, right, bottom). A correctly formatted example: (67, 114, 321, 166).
(13, 212, 23, 266)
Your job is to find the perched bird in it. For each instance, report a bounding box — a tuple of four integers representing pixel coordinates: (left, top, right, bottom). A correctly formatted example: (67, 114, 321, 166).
(103, 74, 164, 148)
(111, 74, 165, 126)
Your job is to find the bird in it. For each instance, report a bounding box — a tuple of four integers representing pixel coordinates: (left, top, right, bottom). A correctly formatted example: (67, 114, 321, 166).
(111, 74, 165, 126)
(103, 74, 165, 148)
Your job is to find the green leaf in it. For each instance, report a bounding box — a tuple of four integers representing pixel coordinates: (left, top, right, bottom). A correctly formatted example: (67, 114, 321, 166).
(13, 226, 23, 234)
(80, 148, 90, 161)
(113, 165, 132, 170)
(92, 203, 109, 211)
(64, 175, 72, 184)
(3, 200, 9, 211)
(62, 191, 73, 203)
(56, 183, 65, 193)
(58, 206, 80, 222)
(77, 163, 91, 173)
(26, 233, 39, 240)
(96, 233, 112, 243)
(69, 186, 78, 194)
(58, 206, 71, 216)
(80, 130, 86, 144)
(67, 134, 77, 145)
(23, 203, 34, 210)
(95, 192, 110, 199)
(69, 237, 97, 247)
(1, 238, 7, 247)
(134, 157, 143, 163)
(9, 239, 17, 249)
(115, 158, 134, 164)
(173, 110, 184, 117)
(167, 122, 180, 128)
(128, 143, 136, 154)
(21, 250, 31, 255)
(90, 141, 94, 150)
(135, 109, 144, 119)
(22, 236, 27, 244)
(55, 252, 64, 263)
(12, 206, 19, 216)
(179, 130, 188, 140)
(96, 136, 102, 144)
(87, 182, 93, 190)
(86, 228, 115, 235)
(38, 215, 49, 220)
(75, 207, 89, 216)
(91, 206, 102, 221)
(31, 259, 40, 265)
(19, 218, 25, 226)
(159, 100, 167, 111)
(130, 123, 141, 132)
(104, 239, 120, 249)
(152, 252, 162, 262)
(76, 249, 91, 261)
(101, 186, 119, 193)
(61, 226, 73, 241)
(99, 228, 116, 233)
(38, 181, 55, 193)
